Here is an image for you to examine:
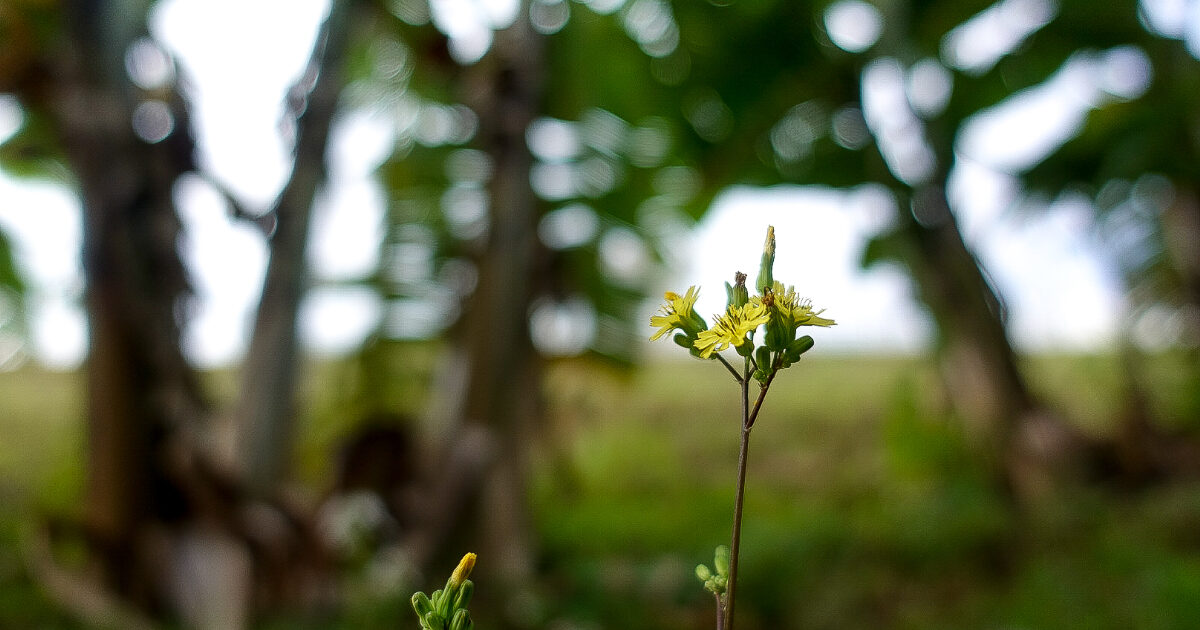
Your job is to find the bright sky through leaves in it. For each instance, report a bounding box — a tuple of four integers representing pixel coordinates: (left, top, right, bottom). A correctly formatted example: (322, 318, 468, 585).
(2, 0, 1181, 368)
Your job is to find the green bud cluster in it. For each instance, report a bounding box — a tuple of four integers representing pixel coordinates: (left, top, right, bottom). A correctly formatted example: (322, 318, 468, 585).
(412, 553, 477, 630)
(696, 545, 731, 596)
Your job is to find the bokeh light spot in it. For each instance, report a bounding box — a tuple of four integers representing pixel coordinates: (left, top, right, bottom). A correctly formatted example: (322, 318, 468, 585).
(125, 37, 175, 90)
(824, 0, 883, 53)
(529, 296, 596, 356)
(527, 117, 581, 162)
(530, 0, 571, 34)
(1099, 46, 1152, 100)
(906, 58, 953, 118)
(539, 203, 600, 250)
(132, 100, 175, 143)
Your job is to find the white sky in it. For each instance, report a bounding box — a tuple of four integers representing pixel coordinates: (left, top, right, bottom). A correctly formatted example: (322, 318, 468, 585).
(0, 0, 1152, 370)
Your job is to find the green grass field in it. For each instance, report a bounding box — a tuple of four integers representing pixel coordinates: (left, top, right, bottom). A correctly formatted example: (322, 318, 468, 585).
(3, 352, 1200, 629)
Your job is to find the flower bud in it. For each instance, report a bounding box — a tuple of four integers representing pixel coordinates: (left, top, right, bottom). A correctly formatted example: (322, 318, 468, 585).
(450, 609, 474, 630)
(412, 592, 435, 619)
(785, 335, 815, 364)
(726, 272, 749, 309)
(450, 552, 476, 587)
(755, 346, 771, 371)
(713, 545, 730, 576)
(756, 226, 775, 293)
(434, 587, 452, 620)
(452, 580, 474, 612)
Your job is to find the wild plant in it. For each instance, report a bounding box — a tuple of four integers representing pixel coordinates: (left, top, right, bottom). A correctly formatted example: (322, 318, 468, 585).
(411, 227, 833, 630)
(652, 226, 835, 629)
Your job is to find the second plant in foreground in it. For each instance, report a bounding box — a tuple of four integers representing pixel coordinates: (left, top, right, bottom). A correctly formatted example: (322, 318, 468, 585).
(411, 553, 477, 630)
(651, 225, 835, 630)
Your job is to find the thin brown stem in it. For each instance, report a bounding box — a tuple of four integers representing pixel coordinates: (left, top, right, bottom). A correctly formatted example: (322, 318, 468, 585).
(714, 353, 743, 383)
(723, 361, 752, 630)
(747, 386, 769, 430)
(746, 362, 780, 429)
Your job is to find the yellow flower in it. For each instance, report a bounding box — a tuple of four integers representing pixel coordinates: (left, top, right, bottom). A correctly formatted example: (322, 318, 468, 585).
(764, 282, 835, 327)
(757, 282, 834, 352)
(794, 299, 835, 328)
(650, 286, 704, 341)
(693, 301, 771, 358)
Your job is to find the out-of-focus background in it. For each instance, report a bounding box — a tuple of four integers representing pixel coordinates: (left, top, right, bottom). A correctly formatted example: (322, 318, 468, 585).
(1, 0, 1199, 627)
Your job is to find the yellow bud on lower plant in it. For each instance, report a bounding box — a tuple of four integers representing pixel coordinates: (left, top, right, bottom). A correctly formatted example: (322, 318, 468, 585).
(450, 552, 476, 587)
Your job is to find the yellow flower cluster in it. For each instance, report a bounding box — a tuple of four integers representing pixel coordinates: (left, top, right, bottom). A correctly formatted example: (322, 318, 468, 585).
(693, 301, 771, 358)
(648, 226, 834, 364)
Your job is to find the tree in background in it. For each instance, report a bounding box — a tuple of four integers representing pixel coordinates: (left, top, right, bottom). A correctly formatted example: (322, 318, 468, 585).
(0, 0, 357, 625)
(4, 0, 1200, 626)
(538, 0, 1067, 496)
(1015, 0, 1200, 477)
(535, 0, 1200, 495)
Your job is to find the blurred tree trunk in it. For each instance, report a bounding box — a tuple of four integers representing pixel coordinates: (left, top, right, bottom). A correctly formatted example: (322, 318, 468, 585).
(410, 7, 547, 621)
(859, 0, 1087, 498)
(234, 0, 356, 496)
(49, 0, 206, 608)
(460, 9, 545, 587)
(12, 2, 342, 625)
(891, 184, 1082, 499)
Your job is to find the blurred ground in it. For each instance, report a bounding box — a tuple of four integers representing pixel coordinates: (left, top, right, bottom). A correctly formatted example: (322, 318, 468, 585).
(3, 351, 1200, 629)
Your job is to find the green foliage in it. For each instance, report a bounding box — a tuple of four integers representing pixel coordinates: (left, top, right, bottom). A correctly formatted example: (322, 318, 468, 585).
(0, 107, 66, 182)
(4, 357, 1200, 628)
(529, 355, 1200, 629)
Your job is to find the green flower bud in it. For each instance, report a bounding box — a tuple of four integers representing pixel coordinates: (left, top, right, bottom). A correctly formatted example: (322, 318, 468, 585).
(412, 591, 436, 619)
(674, 333, 691, 349)
(756, 226, 775, 293)
(707, 575, 727, 593)
(726, 272, 749, 309)
(452, 580, 474, 612)
(450, 609, 474, 630)
(755, 346, 771, 371)
(713, 545, 730, 577)
(785, 335, 814, 363)
(696, 564, 713, 581)
(435, 593, 452, 621)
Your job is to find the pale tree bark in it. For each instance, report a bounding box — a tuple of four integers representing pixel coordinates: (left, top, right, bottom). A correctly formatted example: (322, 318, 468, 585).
(895, 184, 1085, 500)
(234, 0, 359, 496)
(404, 6, 548, 623)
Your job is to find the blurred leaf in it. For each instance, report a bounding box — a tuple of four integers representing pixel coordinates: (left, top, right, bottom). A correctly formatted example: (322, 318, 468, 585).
(0, 107, 66, 181)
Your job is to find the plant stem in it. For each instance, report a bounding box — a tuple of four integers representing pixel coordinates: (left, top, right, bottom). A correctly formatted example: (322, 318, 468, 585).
(715, 353, 743, 383)
(723, 363, 753, 630)
(723, 354, 783, 630)
(746, 361, 779, 429)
